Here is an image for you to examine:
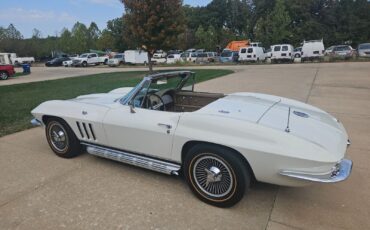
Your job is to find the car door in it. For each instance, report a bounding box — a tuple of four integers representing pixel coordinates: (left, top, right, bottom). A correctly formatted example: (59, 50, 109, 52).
(103, 105, 181, 161)
(88, 54, 98, 64)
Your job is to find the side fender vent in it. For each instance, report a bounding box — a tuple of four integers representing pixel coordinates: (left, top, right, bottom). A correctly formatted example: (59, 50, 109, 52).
(76, 121, 96, 141)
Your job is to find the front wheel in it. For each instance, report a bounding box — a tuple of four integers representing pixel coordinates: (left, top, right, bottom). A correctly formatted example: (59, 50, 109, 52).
(45, 118, 82, 158)
(0, 71, 9, 80)
(183, 144, 250, 207)
(82, 62, 87, 67)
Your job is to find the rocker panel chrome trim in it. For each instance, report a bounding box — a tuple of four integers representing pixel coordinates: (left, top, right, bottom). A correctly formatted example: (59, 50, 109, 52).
(83, 143, 181, 175)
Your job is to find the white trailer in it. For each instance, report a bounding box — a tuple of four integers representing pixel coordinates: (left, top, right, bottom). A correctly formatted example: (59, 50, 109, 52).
(124, 50, 148, 64)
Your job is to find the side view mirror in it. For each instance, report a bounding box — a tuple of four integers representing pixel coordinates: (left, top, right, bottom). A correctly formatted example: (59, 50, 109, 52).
(129, 103, 136, 113)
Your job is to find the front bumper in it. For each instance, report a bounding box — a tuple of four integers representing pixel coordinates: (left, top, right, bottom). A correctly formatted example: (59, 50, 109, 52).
(31, 118, 42, 126)
(280, 159, 353, 183)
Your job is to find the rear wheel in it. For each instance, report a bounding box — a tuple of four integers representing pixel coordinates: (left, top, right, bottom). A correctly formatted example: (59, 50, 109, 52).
(183, 144, 250, 207)
(45, 118, 82, 158)
(0, 71, 9, 80)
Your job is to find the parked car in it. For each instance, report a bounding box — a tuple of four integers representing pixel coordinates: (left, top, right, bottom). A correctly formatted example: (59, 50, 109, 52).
(220, 50, 239, 63)
(207, 52, 219, 62)
(265, 48, 272, 59)
(301, 39, 325, 61)
(270, 44, 294, 63)
(180, 52, 197, 62)
(195, 52, 216, 63)
(0, 64, 16, 80)
(108, 53, 125, 67)
(324, 46, 335, 56)
(293, 47, 302, 58)
(357, 43, 370, 58)
(45, 57, 71, 67)
(31, 71, 352, 207)
(151, 57, 167, 64)
(72, 53, 101, 67)
(238, 47, 266, 62)
(330, 45, 355, 59)
(63, 59, 74, 67)
(124, 50, 148, 65)
(166, 54, 182, 64)
(153, 50, 167, 58)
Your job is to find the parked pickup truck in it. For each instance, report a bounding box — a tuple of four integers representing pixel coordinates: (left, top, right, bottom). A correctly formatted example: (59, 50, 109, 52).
(0, 64, 16, 80)
(0, 53, 35, 66)
(72, 53, 100, 67)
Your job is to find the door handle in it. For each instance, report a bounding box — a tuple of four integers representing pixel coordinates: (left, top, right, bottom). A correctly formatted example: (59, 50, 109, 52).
(158, 123, 172, 129)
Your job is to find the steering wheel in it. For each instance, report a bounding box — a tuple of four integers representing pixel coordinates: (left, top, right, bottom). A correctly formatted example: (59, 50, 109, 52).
(145, 93, 166, 111)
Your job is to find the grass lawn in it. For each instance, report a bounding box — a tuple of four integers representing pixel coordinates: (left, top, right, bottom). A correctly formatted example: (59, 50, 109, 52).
(0, 69, 233, 137)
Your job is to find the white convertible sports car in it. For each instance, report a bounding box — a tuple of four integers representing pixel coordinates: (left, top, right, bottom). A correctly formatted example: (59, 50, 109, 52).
(31, 71, 352, 207)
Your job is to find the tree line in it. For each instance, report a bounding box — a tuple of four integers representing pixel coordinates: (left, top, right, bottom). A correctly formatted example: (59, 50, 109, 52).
(1, 0, 369, 60)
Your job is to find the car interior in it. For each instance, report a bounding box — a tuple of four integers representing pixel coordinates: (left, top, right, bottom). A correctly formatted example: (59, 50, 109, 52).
(131, 72, 225, 112)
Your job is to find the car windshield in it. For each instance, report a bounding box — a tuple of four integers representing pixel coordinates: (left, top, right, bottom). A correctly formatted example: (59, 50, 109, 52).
(122, 72, 194, 106)
(114, 55, 123, 59)
(80, 54, 88, 58)
(221, 51, 232, 57)
(335, 46, 349, 51)
(197, 53, 207, 57)
(359, 44, 370, 49)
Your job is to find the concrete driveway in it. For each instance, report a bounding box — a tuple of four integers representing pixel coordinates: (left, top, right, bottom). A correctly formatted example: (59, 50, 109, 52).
(0, 62, 369, 229)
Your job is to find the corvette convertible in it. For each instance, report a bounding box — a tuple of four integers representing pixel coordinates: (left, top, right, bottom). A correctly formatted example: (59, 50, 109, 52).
(31, 71, 352, 207)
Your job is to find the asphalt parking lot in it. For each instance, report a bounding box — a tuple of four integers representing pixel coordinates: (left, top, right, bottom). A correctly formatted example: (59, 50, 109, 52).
(0, 62, 369, 229)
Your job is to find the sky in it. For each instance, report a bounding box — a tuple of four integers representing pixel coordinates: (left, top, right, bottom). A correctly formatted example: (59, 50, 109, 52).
(0, 0, 211, 38)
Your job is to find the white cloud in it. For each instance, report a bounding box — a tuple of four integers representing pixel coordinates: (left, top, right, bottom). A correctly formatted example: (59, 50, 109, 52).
(0, 8, 77, 23)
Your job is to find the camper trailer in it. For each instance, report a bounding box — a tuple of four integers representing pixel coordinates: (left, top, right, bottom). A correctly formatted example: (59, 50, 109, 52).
(124, 50, 149, 64)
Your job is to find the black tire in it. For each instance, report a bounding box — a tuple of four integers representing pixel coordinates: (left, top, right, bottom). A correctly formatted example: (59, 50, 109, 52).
(183, 144, 250, 207)
(0, 71, 9, 80)
(45, 118, 82, 158)
(82, 61, 87, 67)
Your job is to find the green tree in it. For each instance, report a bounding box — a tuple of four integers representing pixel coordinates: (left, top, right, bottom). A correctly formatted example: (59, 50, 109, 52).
(59, 28, 73, 54)
(121, 0, 185, 72)
(71, 22, 89, 53)
(6, 24, 23, 39)
(255, 0, 291, 46)
(97, 29, 115, 51)
(88, 22, 101, 49)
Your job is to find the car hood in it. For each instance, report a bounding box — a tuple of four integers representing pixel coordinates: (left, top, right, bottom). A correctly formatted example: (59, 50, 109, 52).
(70, 87, 134, 106)
(197, 93, 348, 155)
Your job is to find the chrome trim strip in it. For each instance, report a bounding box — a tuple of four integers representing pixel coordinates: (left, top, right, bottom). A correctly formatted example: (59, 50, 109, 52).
(83, 143, 181, 175)
(280, 159, 353, 183)
(31, 118, 42, 126)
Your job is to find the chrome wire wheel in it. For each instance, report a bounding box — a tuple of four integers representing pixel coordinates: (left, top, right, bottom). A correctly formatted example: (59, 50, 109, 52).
(192, 155, 234, 198)
(48, 122, 69, 152)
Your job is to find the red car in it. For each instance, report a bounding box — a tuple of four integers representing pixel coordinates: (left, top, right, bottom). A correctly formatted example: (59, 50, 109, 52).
(0, 64, 16, 80)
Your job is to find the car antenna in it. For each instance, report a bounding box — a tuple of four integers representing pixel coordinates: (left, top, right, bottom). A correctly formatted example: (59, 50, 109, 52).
(285, 107, 291, 133)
